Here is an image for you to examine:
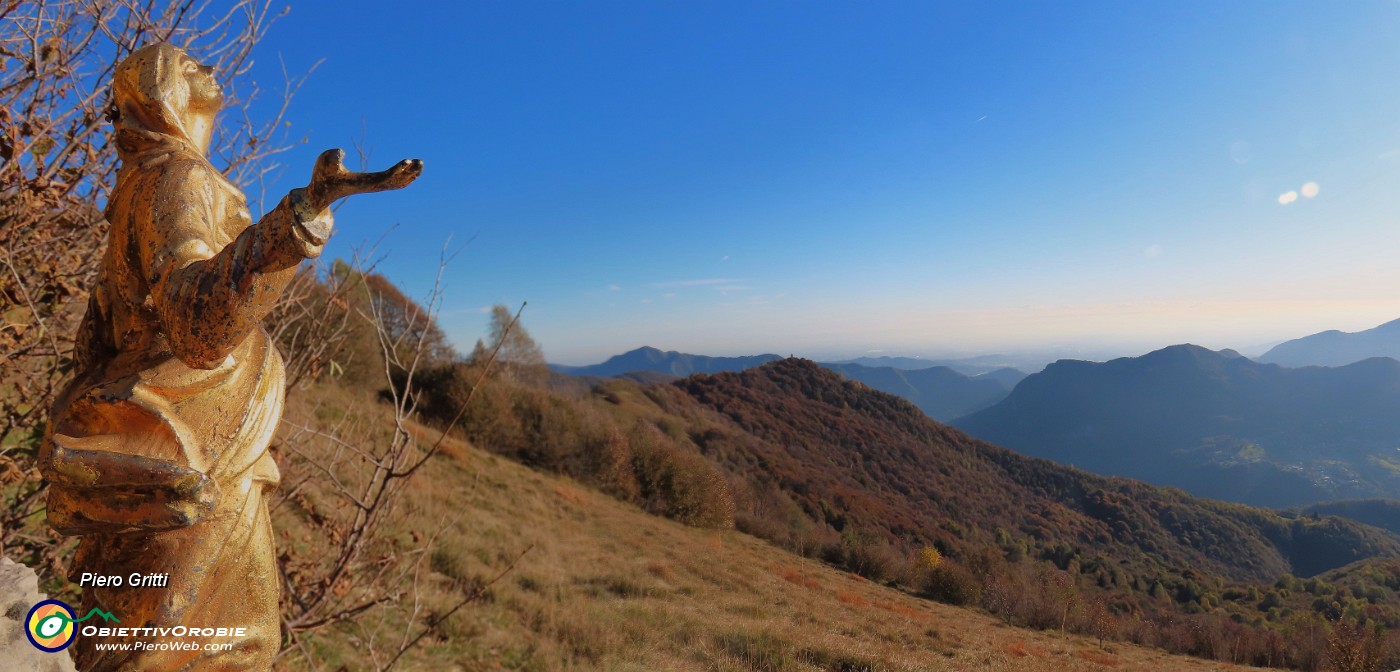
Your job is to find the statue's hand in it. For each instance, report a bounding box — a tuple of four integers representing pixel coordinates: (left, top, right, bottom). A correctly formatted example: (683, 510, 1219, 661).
(176, 470, 222, 513)
(43, 443, 224, 534)
(47, 476, 221, 535)
(305, 148, 423, 213)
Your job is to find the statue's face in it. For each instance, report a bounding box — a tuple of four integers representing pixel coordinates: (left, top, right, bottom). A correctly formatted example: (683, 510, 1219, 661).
(181, 52, 223, 114)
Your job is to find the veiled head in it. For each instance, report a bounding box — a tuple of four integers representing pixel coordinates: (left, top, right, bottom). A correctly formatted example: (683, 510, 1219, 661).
(112, 43, 223, 150)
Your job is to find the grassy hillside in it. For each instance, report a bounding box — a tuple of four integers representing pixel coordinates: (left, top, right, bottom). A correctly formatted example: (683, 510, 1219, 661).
(390, 355, 1400, 669)
(272, 383, 1268, 671)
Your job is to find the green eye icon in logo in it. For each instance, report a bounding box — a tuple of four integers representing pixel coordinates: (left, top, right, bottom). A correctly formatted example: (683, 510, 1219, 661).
(25, 600, 120, 653)
(26, 600, 75, 652)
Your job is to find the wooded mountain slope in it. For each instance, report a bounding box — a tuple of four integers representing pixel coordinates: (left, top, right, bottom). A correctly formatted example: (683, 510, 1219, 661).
(415, 351, 1400, 668)
(955, 344, 1400, 507)
(667, 358, 1399, 584)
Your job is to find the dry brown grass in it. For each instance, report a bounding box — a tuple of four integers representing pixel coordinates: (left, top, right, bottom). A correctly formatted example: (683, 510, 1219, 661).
(1003, 640, 1047, 658)
(1075, 648, 1122, 666)
(272, 385, 1273, 672)
(772, 564, 821, 590)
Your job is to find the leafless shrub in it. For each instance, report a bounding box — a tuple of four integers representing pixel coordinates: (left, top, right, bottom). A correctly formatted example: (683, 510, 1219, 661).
(267, 251, 389, 390)
(2, 5, 506, 666)
(272, 260, 533, 668)
(0, 0, 301, 576)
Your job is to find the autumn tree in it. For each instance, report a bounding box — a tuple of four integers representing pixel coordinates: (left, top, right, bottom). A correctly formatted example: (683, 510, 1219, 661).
(1325, 618, 1383, 672)
(364, 270, 457, 369)
(470, 303, 545, 384)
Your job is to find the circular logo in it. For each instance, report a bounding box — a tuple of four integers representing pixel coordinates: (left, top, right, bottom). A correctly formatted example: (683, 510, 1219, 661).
(25, 599, 76, 652)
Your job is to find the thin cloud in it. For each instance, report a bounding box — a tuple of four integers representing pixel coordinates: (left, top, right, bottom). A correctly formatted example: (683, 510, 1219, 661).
(607, 284, 622, 292)
(742, 292, 785, 305)
(651, 277, 747, 288)
(1144, 243, 1162, 258)
(1278, 190, 1298, 205)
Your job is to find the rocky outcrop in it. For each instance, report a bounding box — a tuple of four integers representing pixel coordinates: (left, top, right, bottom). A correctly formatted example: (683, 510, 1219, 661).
(0, 556, 76, 671)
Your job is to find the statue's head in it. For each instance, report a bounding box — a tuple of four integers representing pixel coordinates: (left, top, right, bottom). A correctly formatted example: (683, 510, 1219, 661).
(112, 43, 223, 151)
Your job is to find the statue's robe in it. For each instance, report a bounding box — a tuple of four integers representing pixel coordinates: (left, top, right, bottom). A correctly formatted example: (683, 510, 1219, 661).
(41, 125, 322, 671)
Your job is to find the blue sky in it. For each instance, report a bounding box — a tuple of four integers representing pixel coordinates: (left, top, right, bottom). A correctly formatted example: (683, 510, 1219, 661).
(239, 1, 1400, 365)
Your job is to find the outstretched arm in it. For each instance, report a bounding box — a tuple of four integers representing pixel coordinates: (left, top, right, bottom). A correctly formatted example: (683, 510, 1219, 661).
(143, 152, 421, 369)
(284, 149, 424, 251)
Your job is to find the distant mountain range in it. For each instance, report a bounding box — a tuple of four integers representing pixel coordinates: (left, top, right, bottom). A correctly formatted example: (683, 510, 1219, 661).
(1259, 317, 1400, 368)
(821, 363, 1023, 421)
(954, 344, 1400, 507)
(553, 347, 1026, 420)
(832, 355, 1020, 376)
(833, 348, 1117, 375)
(551, 347, 783, 377)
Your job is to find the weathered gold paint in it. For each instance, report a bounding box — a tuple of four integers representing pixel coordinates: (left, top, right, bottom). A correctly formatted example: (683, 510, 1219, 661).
(39, 43, 421, 671)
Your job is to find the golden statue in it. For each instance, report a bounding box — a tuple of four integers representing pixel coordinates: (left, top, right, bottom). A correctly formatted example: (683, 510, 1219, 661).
(39, 43, 421, 671)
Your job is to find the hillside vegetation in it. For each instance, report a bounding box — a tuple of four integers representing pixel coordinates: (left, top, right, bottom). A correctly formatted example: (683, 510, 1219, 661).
(402, 350, 1400, 670)
(1301, 500, 1400, 538)
(272, 380, 1271, 672)
(552, 346, 1024, 421)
